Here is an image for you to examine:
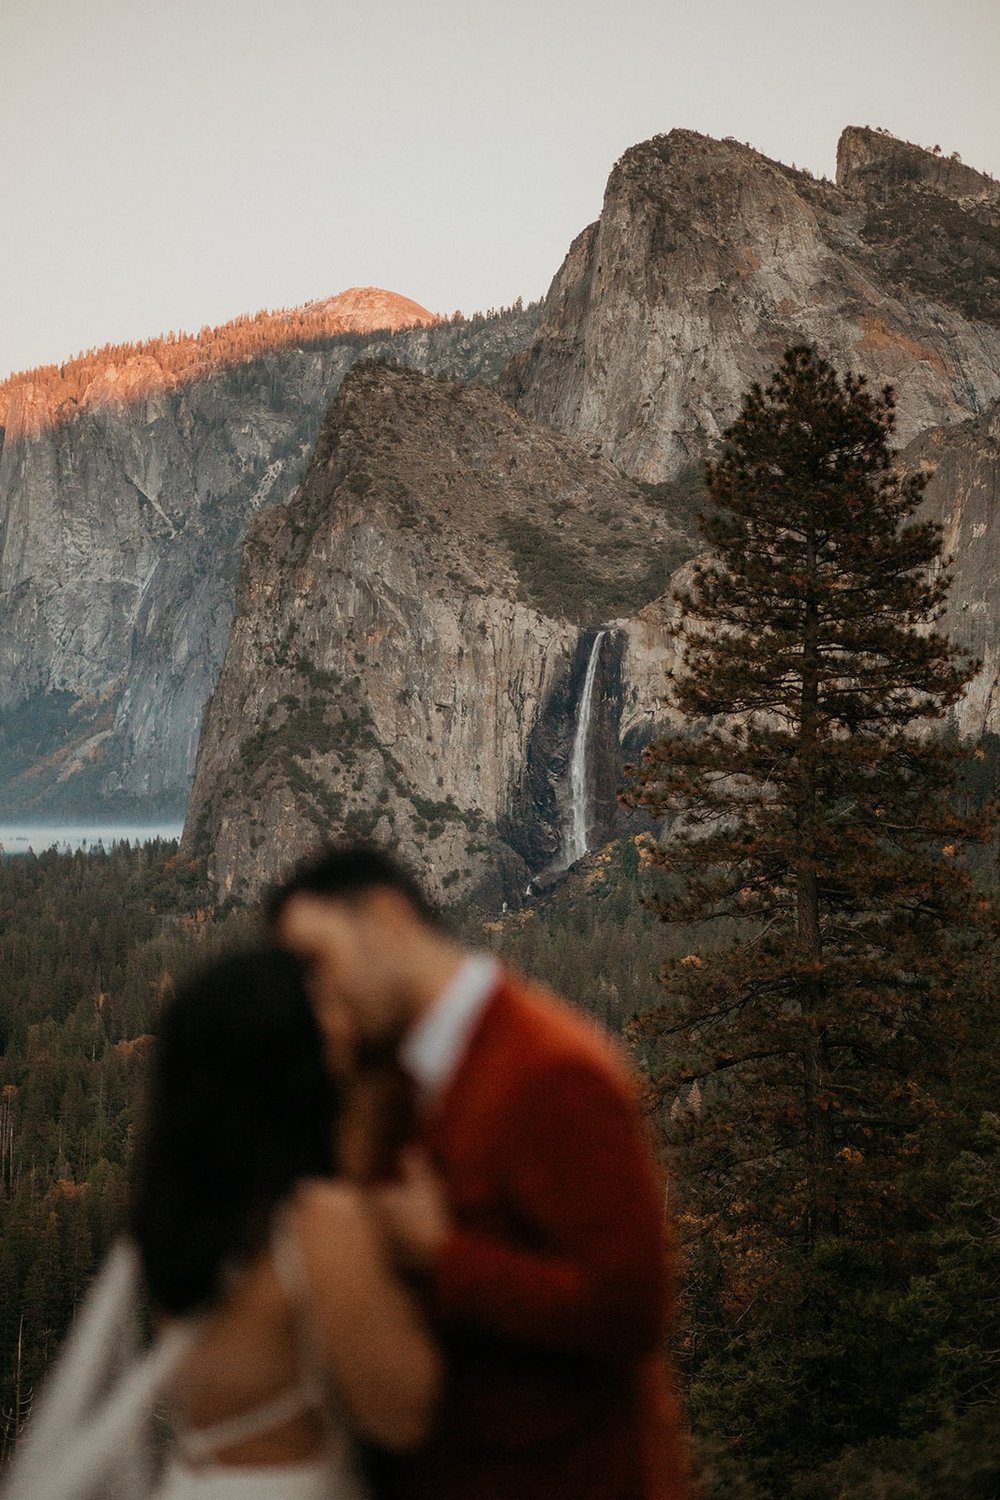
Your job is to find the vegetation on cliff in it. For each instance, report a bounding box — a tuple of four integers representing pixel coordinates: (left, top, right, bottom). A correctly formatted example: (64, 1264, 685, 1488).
(838, 126, 1000, 328)
(856, 192, 1000, 329)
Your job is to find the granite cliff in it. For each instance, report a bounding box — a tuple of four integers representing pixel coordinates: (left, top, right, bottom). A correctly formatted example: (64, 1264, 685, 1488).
(910, 398, 1000, 737)
(183, 126, 1000, 904)
(181, 363, 690, 903)
(0, 299, 540, 813)
(501, 127, 1000, 481)
(5, 123, 1000, 904)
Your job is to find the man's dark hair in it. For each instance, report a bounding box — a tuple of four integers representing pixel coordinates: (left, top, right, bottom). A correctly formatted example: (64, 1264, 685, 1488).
(264, 843, 441, 929)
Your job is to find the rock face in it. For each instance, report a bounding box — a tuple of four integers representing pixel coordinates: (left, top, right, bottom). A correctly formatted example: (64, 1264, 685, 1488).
(181, 364, 692, 903)
(910, 399, 1000, 736)
(0, 302, 541, 813)
(836, 127, 1000, 210)
(6, 121, 1000, 906)
(501, 128, 1000, 482)
(836, 128, 1000, 332)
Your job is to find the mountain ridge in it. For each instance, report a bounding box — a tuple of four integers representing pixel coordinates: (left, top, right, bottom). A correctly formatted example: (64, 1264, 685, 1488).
(0, 285, 439, 438)
(3, 122, 999, 857)
(0, 304, 542, 814)
(501, 126, 1000, 480)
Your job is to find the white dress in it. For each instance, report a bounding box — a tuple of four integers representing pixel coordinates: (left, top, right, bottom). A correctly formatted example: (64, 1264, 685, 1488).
(155, 1370, 367, 1499)
(1, 1229, 369, 1500)
(156, 1358, 367, 1500)
(155, 1217, 370, 1500)
(155, 1457, 347, 1500)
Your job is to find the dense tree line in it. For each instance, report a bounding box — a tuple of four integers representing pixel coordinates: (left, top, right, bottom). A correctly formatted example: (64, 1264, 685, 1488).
(0, 813, 996, 1492)
(0, 843, 250, 1460)
(0, 833, 688, 1464)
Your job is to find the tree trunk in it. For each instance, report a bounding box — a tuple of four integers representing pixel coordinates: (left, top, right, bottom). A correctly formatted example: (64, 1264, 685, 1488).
(797, 522, 835, 1243)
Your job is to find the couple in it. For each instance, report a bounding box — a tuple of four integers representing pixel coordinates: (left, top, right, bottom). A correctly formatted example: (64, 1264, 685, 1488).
(5, 846, 689, 1500)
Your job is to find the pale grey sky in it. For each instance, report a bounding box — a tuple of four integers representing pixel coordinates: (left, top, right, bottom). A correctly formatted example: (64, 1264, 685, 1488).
(3, 0, 998, 381)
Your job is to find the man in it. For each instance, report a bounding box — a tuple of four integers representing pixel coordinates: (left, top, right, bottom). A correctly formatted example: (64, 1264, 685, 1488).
(267, 845, 689, 1500)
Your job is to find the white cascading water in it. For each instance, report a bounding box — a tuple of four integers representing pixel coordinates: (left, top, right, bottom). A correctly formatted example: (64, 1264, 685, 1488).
(563, 630, 606, 867)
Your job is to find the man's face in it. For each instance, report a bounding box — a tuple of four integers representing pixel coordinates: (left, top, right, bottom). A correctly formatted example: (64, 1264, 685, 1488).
(276, 892, 406, 1076)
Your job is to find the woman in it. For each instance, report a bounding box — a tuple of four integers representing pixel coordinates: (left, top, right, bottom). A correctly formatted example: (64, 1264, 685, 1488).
(5, 947, 439, 1500)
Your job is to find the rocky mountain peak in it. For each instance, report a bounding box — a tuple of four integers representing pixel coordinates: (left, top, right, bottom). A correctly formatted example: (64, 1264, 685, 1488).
(610, 127, 781, 189)
(180, 361, 692, 901)
(833, 128, 1000, 328)
(837, 126, 1000, 206)
(300, 286, 437, 331)
(502, 126, 1000, 481)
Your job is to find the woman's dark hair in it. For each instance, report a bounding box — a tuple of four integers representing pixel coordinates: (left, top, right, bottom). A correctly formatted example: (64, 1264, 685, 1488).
(129, 947, 338, 1315)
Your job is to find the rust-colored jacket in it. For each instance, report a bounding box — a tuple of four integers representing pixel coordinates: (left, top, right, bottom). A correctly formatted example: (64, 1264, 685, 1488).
(376, 968, 690, 1500)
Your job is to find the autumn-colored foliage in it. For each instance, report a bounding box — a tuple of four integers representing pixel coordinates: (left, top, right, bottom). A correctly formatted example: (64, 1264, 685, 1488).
(0, 287, 438, 439)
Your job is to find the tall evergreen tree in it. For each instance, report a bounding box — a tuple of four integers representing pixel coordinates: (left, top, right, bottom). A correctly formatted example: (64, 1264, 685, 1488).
(622, 347, 995, 1250)
(620, 350, 1000, 1488)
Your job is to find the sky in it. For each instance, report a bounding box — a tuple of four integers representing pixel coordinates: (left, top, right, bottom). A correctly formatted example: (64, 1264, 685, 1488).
(3, 0, 999, 381)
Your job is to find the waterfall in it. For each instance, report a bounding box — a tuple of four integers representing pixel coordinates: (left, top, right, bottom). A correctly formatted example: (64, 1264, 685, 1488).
(563, 630, 606, 867)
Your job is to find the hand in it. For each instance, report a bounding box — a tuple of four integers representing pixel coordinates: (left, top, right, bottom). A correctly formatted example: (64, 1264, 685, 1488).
(370, 1147, 451, 1272)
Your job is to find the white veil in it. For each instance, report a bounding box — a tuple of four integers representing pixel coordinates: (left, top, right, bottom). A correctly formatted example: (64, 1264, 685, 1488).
(1, 1239, 195, 1500)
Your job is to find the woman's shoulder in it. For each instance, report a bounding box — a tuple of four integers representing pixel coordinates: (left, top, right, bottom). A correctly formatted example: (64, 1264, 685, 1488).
(288, 1179, 376, 1266)
(292, 1177, 365, 1226)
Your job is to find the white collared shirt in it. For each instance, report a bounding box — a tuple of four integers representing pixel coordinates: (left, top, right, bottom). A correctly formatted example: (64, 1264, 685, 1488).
(399, 952, 500, 1108)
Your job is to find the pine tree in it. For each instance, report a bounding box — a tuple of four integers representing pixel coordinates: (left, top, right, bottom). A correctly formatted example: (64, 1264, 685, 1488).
(620, 349, 1000, 1485)
(622, 347, 995, 1250)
